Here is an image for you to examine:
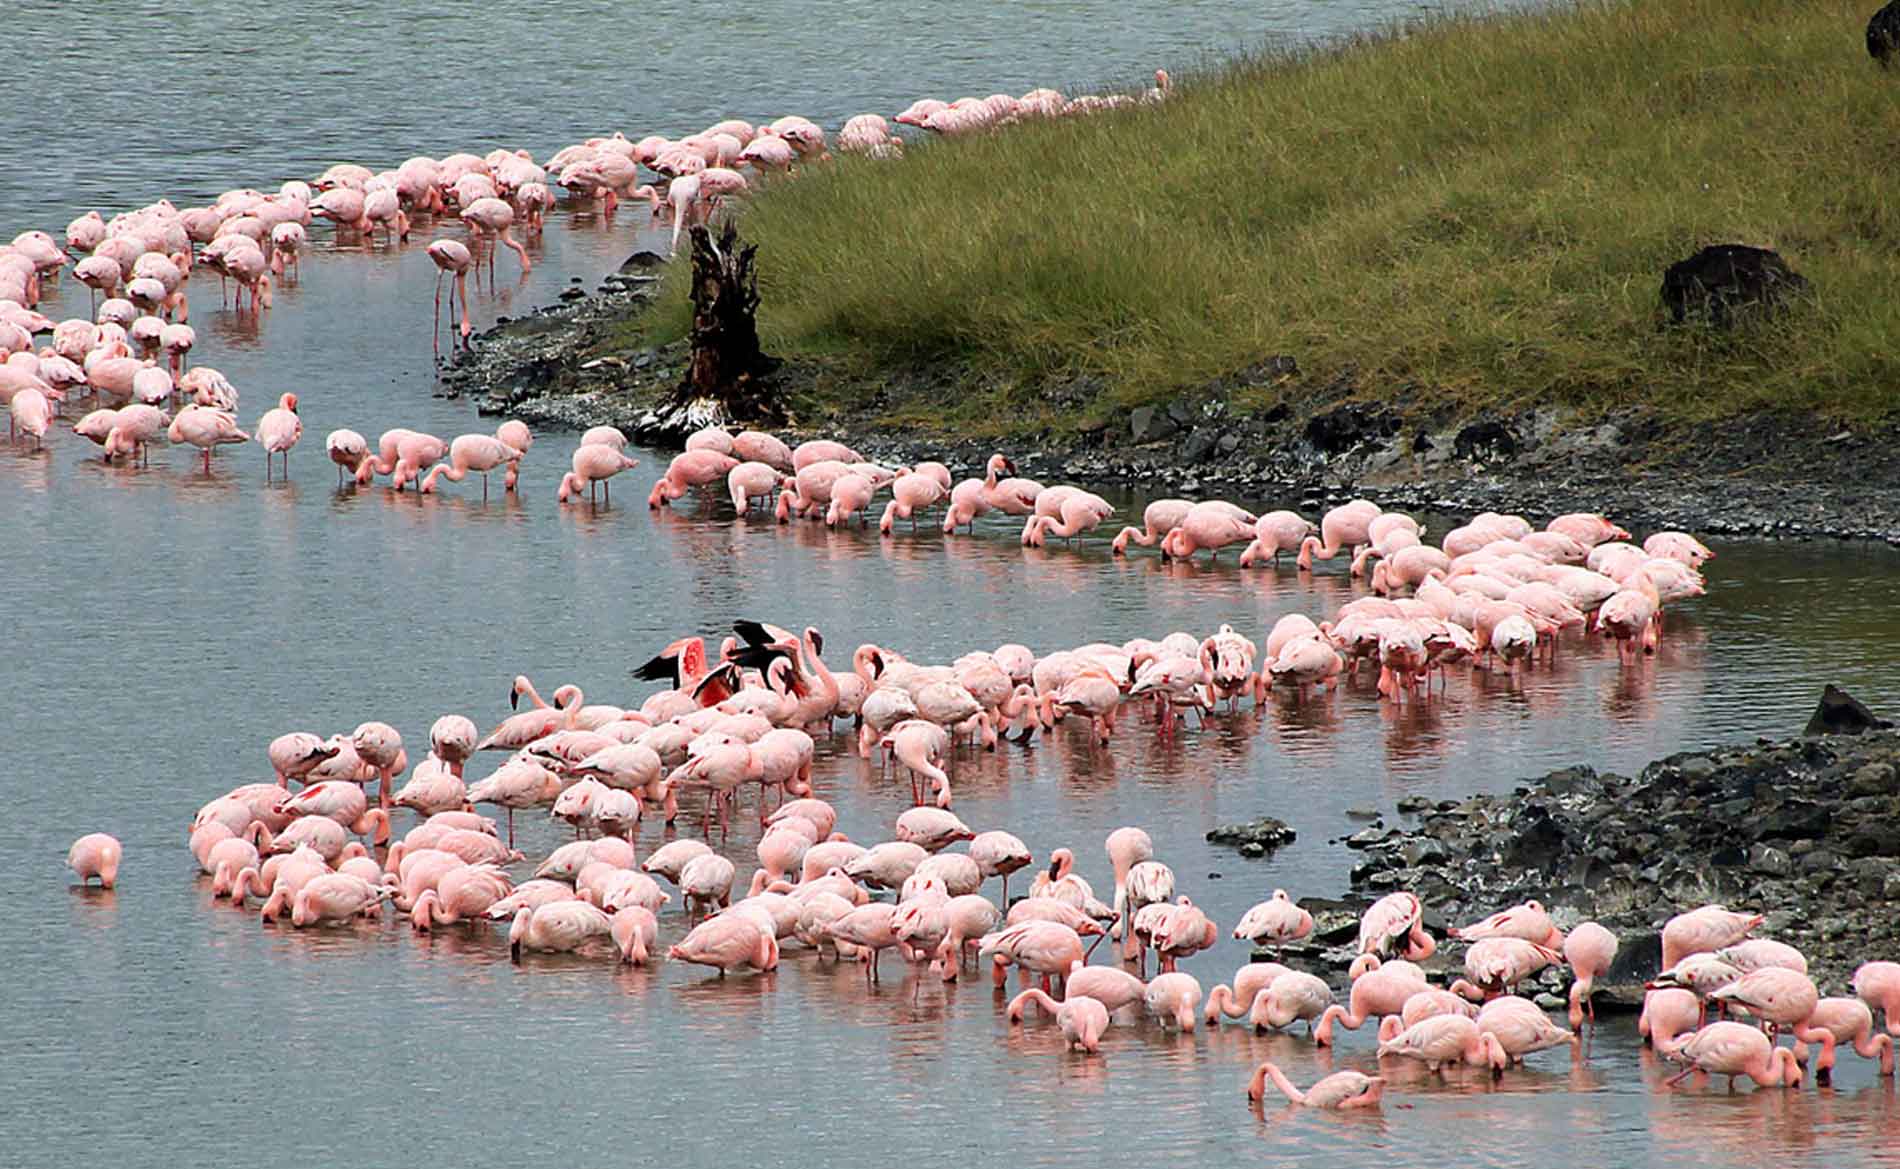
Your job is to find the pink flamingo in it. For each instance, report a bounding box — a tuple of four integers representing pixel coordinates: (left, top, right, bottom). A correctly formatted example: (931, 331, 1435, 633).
(1661, 905, 1762, 970)
(1239, 511, 1317, 567)
(649, 449, 739, 508)
(1795, 997, 1895, 1080)
(1111, 498, 1192, 555)
(1159, 501, 1257, 563)
(1856, 961, 1900, 1035)
(1299, 500, 1381, 569)
(1476, 996, 1577, 1064)
(1023, 490, 1113, 547)
(1450, 900, 1565, 948)
(325, 429, 367, 486)
(167, 406, 251, 472)
(1143, 971, 1203, 1031)
(422, 434, 523, 499)
(462, 197, 532, 276)
(1664, 1021, 1801, 1089)
(427, 239, 474, 353)
(1565, 922, 1619, 1027)
(1246, 1064, 1384, 1109)
(508, 901, 613, 960)
(879, 470, 947, 533)
(728, 460, 784, 513)
(558, 444, 639, 504)
(1315, 963, 1431, 1046)
(10, 387, 51, 448)
(254, 392, 301, 480)
(1639, 987, 1705, 1050)
(1357, 892, 1436, 962)
(1007, 988, 1110, 1053)
(67, 833, 123, 888)
(1234, 890, 1314, 954)
(1378, 1015, 1507, 1073)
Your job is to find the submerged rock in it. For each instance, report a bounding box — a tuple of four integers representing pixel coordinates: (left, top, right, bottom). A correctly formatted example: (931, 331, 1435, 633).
(1205, 816, 1296, 858)
(1805, 683, 1891, 736)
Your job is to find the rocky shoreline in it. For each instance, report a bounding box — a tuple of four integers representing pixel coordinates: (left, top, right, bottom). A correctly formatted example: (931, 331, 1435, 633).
(1308, 717, 1900, 1005)
(441, 272, 1900, 546)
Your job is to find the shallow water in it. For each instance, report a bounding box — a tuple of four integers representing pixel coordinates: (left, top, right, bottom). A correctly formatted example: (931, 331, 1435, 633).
(8, 3, 1900, 1166)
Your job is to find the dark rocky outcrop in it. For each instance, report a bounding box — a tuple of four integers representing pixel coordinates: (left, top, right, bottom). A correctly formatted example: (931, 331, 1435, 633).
(1806, 683, 1892, 736)
(1342, 730, 1900, 997)
(1872, 1, 1900, 66)
(1660, 244, 1809, 328)
(1205, 817, 1297, 858)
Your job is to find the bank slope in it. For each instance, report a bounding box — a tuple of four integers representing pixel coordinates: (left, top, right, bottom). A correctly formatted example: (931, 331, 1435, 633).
(632, 0, 1900, 436)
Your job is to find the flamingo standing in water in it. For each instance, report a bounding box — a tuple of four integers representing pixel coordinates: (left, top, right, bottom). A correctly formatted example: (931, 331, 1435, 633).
(1246, 1064, 1384, 1109)
(326, 429, 368, 486)
(68, 833, 123, 888)
(559, 444, 639, 504)
(422, 434, 523, 500)
(167, 406, 250, 472)
(255, 393, 302, 480)
(462, 197, 532, 276)
(427, 239, 474, 354)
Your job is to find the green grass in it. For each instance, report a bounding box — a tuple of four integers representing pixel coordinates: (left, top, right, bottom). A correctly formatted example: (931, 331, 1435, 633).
(635, 0, 1900, 434)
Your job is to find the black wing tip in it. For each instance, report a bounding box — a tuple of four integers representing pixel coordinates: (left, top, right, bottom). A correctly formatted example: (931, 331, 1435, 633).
(630, 652, 679, 682)
(732, 619, 774, 647)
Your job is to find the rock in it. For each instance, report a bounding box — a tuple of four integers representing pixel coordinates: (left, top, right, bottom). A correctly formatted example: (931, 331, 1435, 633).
(1678, 756, 1717, 779)
(1806, 684, 1891, 736)
(1844, 824, 1900, 858)
(1205, 817, 1296, 855)
(1660, 244, 1809, 328)
(1872, 0, 1900, 66)
(1747, 844, 1792, 876)
(1395, 796, 1433, 814)
(1851, 762, 1898, 796)
(620, 250, 667, 271)
(1345, 827, 1393, 849)
(1129, 405, 1177, 444)
(1453, 418, 1518, 463)
(1604, 930, 1663, 986)
(1344, 807, 1381, 821)
(1304, 403, 1398, 454)
(1399, 839, 1448, 867)
(1183, 427, 1219, 463)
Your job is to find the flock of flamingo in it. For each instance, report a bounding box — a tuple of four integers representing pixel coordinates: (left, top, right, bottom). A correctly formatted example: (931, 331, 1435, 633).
(0, 70, 1176, 459)
(65, 655, 1900, 1105)
(56, 504, 1899, 1102)
(25, 66, 1889, 1117)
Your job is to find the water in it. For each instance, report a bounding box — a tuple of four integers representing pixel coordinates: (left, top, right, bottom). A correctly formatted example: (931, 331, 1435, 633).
(8, 2, 1900, 1166)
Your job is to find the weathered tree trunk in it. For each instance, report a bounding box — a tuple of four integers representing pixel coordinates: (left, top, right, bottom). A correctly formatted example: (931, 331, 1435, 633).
(661, 222, 781, 428)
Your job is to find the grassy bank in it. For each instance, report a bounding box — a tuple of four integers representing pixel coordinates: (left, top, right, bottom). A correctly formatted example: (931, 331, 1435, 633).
(633, 0, 1900, 434)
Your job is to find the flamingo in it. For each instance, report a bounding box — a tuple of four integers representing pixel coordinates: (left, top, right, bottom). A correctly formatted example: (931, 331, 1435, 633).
(1246, 1064, 1384, 1109)
(427, 239, 474, 353)
(254, 393, 301, 480)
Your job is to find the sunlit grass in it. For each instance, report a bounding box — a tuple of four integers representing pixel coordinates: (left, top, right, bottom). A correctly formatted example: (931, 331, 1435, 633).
(631, 0, 1900, 434)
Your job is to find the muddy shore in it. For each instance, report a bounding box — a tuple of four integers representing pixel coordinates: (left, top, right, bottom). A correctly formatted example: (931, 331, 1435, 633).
(443, 282, 1900, 545)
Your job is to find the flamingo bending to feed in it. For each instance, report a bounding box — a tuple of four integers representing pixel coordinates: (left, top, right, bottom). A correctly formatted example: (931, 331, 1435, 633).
(427, 239, 474, 352)
(559, 444, 639, 504)
(1007, 988, 1110, 1053)
(68, 833, 123, 888)
(1245, 1064, 1384, 1109)
(1664, 1021, 1801, 1089)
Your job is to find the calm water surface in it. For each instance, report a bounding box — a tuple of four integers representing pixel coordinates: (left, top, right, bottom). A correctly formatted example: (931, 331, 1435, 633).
(8, 3, 1900, 1167)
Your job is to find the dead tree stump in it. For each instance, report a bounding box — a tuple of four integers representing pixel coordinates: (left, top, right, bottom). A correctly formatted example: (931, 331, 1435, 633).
(659, 222, 782, 430)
